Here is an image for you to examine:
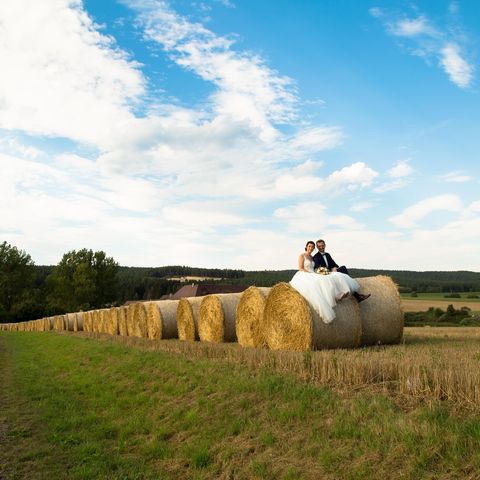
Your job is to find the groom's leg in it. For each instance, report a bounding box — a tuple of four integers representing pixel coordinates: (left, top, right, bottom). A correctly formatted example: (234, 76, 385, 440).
(337, 265, 349, 274)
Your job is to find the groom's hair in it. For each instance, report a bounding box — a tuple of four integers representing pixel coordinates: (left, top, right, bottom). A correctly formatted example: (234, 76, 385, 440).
(317, 239, 325, 244)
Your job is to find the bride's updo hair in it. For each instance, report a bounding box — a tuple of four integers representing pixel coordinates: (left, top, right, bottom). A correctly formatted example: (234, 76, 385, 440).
(305, 241, 315, 251)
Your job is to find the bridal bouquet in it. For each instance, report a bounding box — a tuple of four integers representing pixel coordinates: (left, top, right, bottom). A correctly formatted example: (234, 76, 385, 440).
(315, 267, 329, 275)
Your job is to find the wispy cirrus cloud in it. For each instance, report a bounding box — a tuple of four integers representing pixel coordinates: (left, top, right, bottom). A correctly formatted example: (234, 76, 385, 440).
(438, 170, 472, 183)
(374, 160, 414, 193)
(389, 194, 462, 228)
(125, 0, 296, 141)
(371, 6, 474, 89)
(440, 43, 473, 89)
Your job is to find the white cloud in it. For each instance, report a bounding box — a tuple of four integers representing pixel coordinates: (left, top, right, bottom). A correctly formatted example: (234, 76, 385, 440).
(350, 201, 374, 213)
(0, 0, 145, 147)
(389, 16, 436, 37)
(373, 8, 474, 89)
(389, 194, 462, 228)
(323, 162, 378, 191)
(439, 43, 473, 88)
(387, 160, 414, 178)
(128, 0, 296, 142)
(369, 7, 383, 19)
(0, 135, 43, 159)
(438, 170, 472, 183)
(274, 202, 362, 233)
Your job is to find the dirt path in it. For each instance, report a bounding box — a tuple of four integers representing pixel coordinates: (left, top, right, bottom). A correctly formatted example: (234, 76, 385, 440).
(401, 299, 480, 312)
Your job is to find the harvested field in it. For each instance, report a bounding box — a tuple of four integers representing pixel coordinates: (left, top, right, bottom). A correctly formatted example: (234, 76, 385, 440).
(2, 329, 480, 480)
(401, 299, 480, 312)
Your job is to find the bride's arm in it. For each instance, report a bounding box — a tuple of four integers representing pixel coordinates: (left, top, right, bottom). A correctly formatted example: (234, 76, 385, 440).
(298, 254, 309, 272)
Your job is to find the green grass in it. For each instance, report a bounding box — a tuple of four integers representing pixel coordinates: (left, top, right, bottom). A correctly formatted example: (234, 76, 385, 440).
(1, 332, 480, 479)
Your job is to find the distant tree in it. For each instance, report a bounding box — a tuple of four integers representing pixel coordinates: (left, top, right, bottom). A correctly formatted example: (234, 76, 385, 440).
(0, 241, 37, 322)
(46, 249, 118, 312)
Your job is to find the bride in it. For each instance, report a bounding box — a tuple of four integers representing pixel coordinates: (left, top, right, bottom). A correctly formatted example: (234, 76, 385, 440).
(290, 241, 368, 324)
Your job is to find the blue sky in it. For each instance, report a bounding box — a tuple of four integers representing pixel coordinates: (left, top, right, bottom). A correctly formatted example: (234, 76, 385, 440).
(1, 0, 479, 271)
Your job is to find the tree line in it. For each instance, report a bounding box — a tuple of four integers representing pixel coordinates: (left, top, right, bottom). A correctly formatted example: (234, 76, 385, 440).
(2, 240, 480, 323)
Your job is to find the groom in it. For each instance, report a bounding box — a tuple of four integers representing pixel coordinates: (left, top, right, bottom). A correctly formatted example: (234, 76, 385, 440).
(313, 239, 371, 302)
(313, 239, 349, 274)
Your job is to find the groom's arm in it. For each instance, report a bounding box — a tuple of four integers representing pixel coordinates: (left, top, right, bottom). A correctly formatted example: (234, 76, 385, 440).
(327, 253, 339, 270)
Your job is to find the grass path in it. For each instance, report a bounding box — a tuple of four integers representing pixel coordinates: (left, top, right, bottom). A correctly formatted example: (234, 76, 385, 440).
(1, 332, 480, 479)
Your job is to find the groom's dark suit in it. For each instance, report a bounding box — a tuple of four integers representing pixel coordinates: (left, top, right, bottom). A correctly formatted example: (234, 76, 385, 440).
(313, 251, 349, 275)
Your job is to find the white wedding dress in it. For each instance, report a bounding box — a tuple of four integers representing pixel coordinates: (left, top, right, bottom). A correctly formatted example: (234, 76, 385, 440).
(290, 254, 359, 324)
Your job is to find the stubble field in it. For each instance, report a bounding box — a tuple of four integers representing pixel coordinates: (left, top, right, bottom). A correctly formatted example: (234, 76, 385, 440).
(1, 327, 480, 480)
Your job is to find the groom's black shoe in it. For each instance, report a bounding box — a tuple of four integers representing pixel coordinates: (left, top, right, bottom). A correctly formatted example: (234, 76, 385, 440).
(354, 292, 371, 303)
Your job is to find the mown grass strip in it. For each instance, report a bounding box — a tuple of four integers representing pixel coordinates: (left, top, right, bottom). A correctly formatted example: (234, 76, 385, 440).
(1, 332, 480, 480)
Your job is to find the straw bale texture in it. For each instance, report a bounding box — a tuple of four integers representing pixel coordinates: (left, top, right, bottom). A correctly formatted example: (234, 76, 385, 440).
(90, 310, 98, 333)
(65, 313, 76, 331)
(83, 311, 91, 332)
(74, 312, 84, 332)
(53, 315, 62, 331)
(118, 306, 128, 336)
(127, 303, 148, 338)
(101, 309, 110, 334)
(236, 287, 271, 348)
(198, 293, 242, 343)
(157, 300, 179, 339)
(177, 297, 203, 341)
(146, 302, 161, 339)
(145, 300, 179, 340)
(264, 282, 362, 351)
(108, 307, 119, 336)
(356, 275, 404, 346)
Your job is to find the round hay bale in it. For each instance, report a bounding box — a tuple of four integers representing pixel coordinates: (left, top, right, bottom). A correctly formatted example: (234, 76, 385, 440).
(108, 307, 119, 335)
(264, 282, 362, 351)
(53, 315, 62, 331)
(177, 297, 203, 341)
(127, 303, 148, 338)
(75, 312, 84, 332)
(83, 311, 91, 332)
(158, 300, 179, 339)
(356, 275, 404, 346)
(47, 316, 55, 331)
(118, 306, 128, 336)
(236, 287, 271, 348)
(146, 302, 162, 339)
(65, 313, 76, 331)
(100, 309, 110, 334)
(89, 310, 96, 332)
(145, 300, 179, 340)
(198, 293, 242, 343)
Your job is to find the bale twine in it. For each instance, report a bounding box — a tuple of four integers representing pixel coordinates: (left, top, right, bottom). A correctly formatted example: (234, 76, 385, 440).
(264, 282, 362, 351)
(118, 306, 128, 336)
(356, 275, 404, 346)
(127, 303, 148, 338)
(177, 296, 203, 341)
(236, 287, 271, 348)
(198, 293, 242, 343)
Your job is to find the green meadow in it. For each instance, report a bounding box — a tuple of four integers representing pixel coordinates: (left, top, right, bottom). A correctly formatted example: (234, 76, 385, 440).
(1, 331, 480, 480)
